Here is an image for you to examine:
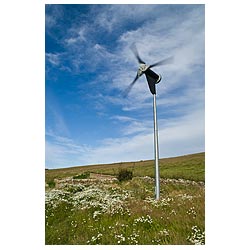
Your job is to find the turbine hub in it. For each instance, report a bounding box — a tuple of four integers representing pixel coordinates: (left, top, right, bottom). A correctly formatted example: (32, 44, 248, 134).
(138, 63, 149, 76)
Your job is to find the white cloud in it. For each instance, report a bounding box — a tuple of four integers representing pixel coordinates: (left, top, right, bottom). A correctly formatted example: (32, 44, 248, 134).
(113, 116, 152, 136)
(46, 91, 70, 137)
(93, 5, 151, 33)
(45, 132, 91, 168)
(45, 14, 56, 29)
(82, 105, 204, 165)
(111, 115, 136, 123)
(46, 53, 61, 66)
(45, 5, 63, 29)
(65, 27, 87, 45)
(117, 8, 204, 81)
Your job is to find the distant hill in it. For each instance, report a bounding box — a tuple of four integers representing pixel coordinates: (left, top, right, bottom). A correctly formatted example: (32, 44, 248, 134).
(46, 152, 205, 183)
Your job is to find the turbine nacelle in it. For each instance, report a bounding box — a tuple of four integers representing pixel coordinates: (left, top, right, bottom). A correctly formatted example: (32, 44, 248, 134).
(156, 74, 162, 84)
(138, 63, 161, 82)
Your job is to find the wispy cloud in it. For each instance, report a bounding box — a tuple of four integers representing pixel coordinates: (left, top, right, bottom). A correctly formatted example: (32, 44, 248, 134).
(65, 27, 87, 45)
(46, 52, 61, 66)
(45, 132, 90, 168)
(111, 115, 152, 136)
(46, 89, 70, 137)
(45, 4, 63, 29)
(82, 107, 204, 165)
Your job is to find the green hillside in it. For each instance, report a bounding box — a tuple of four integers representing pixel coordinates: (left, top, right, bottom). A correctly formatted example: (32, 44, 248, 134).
(46, 152, 205, 183)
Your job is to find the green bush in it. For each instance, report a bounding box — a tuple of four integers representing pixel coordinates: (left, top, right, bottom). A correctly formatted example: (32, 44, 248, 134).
(73, 172, 90, 179)
(117, 169, 133, 182)
(47, 180, 56, 188)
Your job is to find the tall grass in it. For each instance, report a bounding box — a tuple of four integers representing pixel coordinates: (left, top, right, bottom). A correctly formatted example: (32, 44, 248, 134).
(46, 179, 204, 244)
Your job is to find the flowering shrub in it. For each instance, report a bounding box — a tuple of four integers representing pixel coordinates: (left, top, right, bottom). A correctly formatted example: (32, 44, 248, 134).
(46, 183, 132, 216)
(45, 189, 71, 208)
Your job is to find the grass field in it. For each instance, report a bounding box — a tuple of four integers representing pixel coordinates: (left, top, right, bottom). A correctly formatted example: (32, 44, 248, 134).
(45, 152, 205, 245)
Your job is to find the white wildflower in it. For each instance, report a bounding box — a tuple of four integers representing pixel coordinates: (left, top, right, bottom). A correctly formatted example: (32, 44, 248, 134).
(115, 234, 126, 244)
(187, 207, 197, 218)
(170, 209, 176, 215)
(93, 210, 102, 219)
(145, 196, 173, 208)
(187, 226, 205, 245)
(159, 229, 169, 236)
(177, 193, 193, 201)
(87, 233, 103, 244)
(133, 215, 153, 226)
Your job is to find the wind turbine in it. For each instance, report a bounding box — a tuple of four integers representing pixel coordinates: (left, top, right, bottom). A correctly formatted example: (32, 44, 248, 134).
(124, 43, 173, 200)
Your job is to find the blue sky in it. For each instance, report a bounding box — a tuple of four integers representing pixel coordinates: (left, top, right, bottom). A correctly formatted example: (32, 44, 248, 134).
(45, 4, 205, 169)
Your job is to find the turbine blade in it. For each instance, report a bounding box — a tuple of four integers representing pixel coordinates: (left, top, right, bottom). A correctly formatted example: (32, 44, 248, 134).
(123, 74, 139, 97)
(149, 56, 174, 68)
(130, 43, 145, 64)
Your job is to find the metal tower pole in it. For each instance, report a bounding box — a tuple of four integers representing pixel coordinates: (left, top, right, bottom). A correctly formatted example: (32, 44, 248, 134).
(153, 94, 160, 200)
